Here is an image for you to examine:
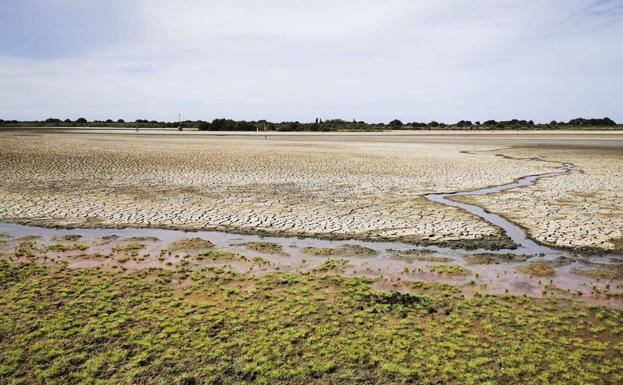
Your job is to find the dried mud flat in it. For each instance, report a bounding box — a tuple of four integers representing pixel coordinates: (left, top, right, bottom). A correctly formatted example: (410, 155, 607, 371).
(0, 130, 621, 253)
(457, 146, 623, 253)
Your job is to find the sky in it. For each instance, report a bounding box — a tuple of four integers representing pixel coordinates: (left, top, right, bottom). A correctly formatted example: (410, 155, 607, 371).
(0, 0, 622, 123)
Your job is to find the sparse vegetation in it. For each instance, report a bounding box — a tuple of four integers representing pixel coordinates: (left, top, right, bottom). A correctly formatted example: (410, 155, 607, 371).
(300, 245, 377, 257)
(571, 265, 623, 280)
(233, 242, 287, 256)
(168, 238, 214, 251)
(47, 243, 89, 252)
(516, 262, 556, 277)
(428, 264, 470, 275)
(464, 253, 529, 265)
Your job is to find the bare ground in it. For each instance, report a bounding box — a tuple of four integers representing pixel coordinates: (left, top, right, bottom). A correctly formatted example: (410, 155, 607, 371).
(0, 129, 621, 252)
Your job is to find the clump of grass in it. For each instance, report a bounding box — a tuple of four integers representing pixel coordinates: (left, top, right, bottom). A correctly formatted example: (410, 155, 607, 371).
(301, 244, 377, 257)
(168, 238, 214, 251)
(112, 242, 144, 252)
(428, 264, 469, 275)
(47, 243, 89, 252)
(252, 256, 271, 265)
(516, 262, 556, 277)
(15, 241, 42, 257)
(464, 253, 528, 265)
(313, 259, 349, 272)
(414, 255, 454, 263)
(233, 241, 287, 256)
(571, 265, 623, 280)
(51, 234, 82, 242)
(196, 250, 237, 260)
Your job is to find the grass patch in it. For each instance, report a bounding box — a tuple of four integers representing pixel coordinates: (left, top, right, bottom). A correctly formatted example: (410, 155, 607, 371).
(112, 242, 144, 253)
(571, 265, 623, 280)
(428, 264, 470, 275)
(516, 262, 556, 277)
(233, 242, 287, 256)
(463, 253, 528, 265)
(47, 243, 89, 252)
(301, 244, 377, 257)
(168, 238, 214, 251)
(51, 234, 82, 242)
(1, 260, 622, 384)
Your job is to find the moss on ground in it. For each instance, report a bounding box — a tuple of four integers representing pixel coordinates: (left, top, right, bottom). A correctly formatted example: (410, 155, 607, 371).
(464, 253, 528, 265)
(516, 262, 556, 277)
(168, 238, 215, 252)
(1, 260, 622, 385)
(233, 242, 288, 256)
(300, 245, 377, 257)
(571, 265, 623, 280)
(428, 264, 470, 275)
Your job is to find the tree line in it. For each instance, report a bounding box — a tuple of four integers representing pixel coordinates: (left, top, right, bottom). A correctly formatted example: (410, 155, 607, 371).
(0, 116, 618, 131)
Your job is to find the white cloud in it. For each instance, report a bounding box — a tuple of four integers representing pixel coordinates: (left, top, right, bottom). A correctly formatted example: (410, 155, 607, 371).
(0, 0, 621, 122)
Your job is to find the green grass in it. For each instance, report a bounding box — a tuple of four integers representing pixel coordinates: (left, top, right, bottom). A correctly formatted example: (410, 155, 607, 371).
(428, 264, 470, 275)
(0, 260, 622, 385)
(112, 242, 144, 252)
(47, 243, 89, 252)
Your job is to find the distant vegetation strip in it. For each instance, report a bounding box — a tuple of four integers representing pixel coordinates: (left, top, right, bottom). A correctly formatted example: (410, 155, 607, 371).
(0, 117, 619, 131)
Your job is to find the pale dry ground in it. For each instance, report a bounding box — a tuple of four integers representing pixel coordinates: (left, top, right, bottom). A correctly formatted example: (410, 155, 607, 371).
(458, 146, 623, 252)
(0, 130, 554, 247)
(0, 130, 621, 252)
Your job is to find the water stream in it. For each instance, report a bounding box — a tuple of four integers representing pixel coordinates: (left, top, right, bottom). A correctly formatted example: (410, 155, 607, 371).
(0, 161, 619, 263)
(425, 162, 580, 257)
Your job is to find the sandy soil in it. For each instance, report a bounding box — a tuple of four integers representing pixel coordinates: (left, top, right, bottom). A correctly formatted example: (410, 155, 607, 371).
(0, 130, 621, 252)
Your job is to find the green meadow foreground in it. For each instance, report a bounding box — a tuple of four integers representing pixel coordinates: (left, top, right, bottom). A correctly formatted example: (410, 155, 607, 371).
(1, 129, 623, 385)
(2, 259, 623, 385)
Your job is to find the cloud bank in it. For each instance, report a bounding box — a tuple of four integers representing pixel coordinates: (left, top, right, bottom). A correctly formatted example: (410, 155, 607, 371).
(1, 0, 622, 122)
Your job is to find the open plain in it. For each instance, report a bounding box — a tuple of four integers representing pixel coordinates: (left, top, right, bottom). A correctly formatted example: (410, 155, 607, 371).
(0, 129, 622, 252)
(2, 128, 623, 384)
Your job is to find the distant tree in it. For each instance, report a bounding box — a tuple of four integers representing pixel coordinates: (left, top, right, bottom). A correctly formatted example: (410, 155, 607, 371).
(197, 121, 211, 130)
(210, 118, 237, 131)
(63, 119, 72, 123)
(117, 119, 125, 123)
(45, 118, 61, 124)
(428, 121, 439, 128)
(568, 117, 616, 126)
(105, 119, 113, 123)
(389, 119, 403, 127)
(76, 117, 87, 124)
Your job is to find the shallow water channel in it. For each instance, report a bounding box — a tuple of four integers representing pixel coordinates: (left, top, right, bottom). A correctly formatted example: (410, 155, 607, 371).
(1, 162, 622, 306)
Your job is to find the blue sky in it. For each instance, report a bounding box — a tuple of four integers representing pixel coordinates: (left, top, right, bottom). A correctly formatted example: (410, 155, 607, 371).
(1, 0, 622, 123)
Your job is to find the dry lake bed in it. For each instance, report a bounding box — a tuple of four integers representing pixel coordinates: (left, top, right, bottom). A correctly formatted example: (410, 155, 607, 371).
(1, 128, 623, 384)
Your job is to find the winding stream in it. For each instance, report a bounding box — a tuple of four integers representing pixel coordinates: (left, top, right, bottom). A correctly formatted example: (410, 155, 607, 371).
(0, 161, 618, 264)
(425, 162, 580, 257)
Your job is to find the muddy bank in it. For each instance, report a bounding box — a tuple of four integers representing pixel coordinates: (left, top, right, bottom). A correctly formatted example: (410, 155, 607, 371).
(1, 221, 622, 308)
